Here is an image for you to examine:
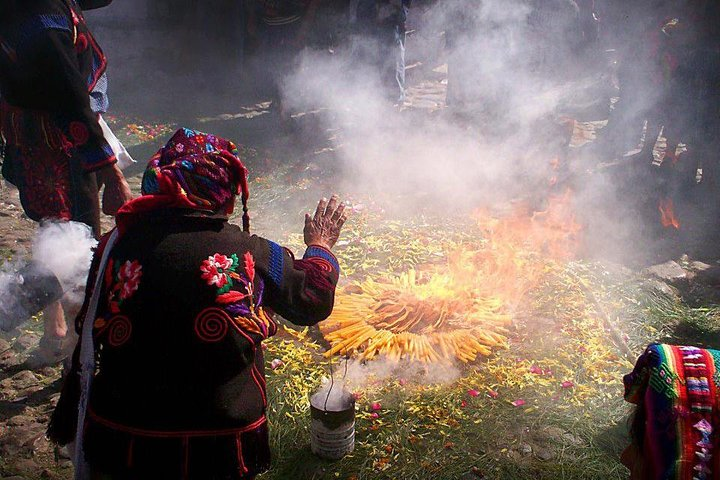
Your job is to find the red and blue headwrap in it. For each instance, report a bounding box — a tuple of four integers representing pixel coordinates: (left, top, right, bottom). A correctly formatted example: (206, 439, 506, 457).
(117, 128, 250, 233)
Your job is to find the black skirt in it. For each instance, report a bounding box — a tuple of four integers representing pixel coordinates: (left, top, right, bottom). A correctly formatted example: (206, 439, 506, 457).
(83, 410, 271, 480)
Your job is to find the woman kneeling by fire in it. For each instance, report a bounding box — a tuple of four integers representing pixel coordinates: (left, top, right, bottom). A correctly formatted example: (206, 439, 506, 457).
(622, 343, 720, 479)
(48, 128, 348, 479)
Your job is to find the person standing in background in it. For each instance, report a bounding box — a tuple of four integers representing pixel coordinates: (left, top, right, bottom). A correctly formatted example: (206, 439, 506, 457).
(246, 0, 324, 122)
(444, 0, 480, 111)
(0, 0, 132, 365)
(350, 0, 412, 104)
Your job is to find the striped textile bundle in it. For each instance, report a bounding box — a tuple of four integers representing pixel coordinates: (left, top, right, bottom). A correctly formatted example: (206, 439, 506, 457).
(624, 343, 720, 479)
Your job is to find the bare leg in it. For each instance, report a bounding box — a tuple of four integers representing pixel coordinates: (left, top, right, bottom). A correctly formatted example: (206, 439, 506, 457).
(28, 300, 72, 367)
(43, 300, 67, 340)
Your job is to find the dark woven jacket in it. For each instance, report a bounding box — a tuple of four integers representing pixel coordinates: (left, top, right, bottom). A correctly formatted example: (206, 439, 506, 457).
(67, 212, 340, 479)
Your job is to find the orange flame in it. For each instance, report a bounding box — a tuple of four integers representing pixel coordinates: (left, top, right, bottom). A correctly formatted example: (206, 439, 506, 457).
(322, 189, 583, 363)
(658, 197, 680, 229)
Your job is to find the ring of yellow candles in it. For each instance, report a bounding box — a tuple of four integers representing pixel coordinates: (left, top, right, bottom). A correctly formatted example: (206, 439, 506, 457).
(320, 269, 511, 363)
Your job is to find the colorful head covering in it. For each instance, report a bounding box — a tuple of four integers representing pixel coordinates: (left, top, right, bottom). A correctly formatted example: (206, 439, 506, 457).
(623, 343, 720, 479)
(116, 128, 250, 233)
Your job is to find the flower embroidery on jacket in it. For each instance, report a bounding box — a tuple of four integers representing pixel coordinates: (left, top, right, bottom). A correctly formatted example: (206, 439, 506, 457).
(107, 259, 143, 314)
(199, 252, 276, 339)
(200, 253, 239, 293)
(118, 260, 142, 299)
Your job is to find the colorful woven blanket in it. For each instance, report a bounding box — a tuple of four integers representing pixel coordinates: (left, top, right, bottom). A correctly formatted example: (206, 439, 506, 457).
(624, 343, 720, 480)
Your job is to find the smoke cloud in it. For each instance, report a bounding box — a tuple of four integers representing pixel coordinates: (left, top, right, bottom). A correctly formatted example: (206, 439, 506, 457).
(32, 221, 97, 306)
(0, 221, 96, 331)
(280, 0, 588, 212)
(324, 356, 461, 391)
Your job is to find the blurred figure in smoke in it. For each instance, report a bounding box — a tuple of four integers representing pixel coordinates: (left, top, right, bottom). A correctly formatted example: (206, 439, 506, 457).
(658, 0, 720, 196)
(586, 1, 673, 160)
(444, 0, 481, 111)
(0, 0, 132, 365)
(445, 0, 583, 115)
(442, 0, 522, 119)
(48, 128, 348, 479)
(149, 0, 247, 94)
(526, 0, 584, 76)
(575, 0, 599, 50)
(246, 0, 324, 121)
(349, 0, 412, 103)
(622, 343, 720, 479)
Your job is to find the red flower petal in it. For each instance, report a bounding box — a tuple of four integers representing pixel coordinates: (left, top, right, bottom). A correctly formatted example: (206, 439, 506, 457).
(511, 399, 526, 407)
(467, 389, 480, 397)
(487, 389, 499, 399)
(371, 402, 382, 411)
(561, 381, 575, 389)
(244, 252, 255, 282)
(217, 291, 249, 304)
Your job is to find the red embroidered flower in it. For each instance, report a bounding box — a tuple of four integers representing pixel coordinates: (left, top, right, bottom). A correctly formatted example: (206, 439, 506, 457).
(69, 121, 89, 146)
(201, 254, 234, 288)
(212, 253, 233, 270)
(118, 260, 142, 300)
(119, 260, 142, 282)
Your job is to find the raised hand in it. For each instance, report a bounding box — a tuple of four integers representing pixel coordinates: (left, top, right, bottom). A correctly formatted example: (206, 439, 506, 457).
(304, 195, 348, 250)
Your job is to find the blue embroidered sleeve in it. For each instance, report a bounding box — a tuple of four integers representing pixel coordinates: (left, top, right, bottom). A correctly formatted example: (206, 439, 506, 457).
(266, 240, 285, 289)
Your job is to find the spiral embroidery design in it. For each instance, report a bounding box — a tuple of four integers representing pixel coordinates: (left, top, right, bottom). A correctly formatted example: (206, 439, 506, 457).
(197, 251, 277, 342)
(194, 308, 230, 343)
(107, 315, 132, 347)
(309, 257, 334, 273)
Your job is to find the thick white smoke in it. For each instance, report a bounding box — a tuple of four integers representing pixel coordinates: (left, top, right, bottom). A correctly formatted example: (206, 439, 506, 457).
(0, 221, 96, 330)
(280, 0, 588, 211)
(32, 221, 97, 307)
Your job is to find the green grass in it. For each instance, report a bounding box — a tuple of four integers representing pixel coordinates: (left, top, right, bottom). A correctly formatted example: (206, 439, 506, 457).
(254, 260, 720, 480)
(642, 290, 720, 349)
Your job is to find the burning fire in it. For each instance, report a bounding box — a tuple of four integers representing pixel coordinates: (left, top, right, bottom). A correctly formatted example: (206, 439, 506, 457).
(658, 197, 680, 229)
(321, 190, 582, 363)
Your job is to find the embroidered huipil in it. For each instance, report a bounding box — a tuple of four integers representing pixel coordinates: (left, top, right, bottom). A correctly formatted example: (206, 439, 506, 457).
(0, 0, 114, 227)
(78, 212, 339, 479)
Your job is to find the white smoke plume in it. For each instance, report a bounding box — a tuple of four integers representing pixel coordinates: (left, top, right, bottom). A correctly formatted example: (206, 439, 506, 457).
(0, 257, 30, 329)
(311, 381, 354, 412)
(0, 221, 96, 331)
(32, 221, 97, 307)
(319, 356, 461, 392)
(280, 0, 588, 212)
